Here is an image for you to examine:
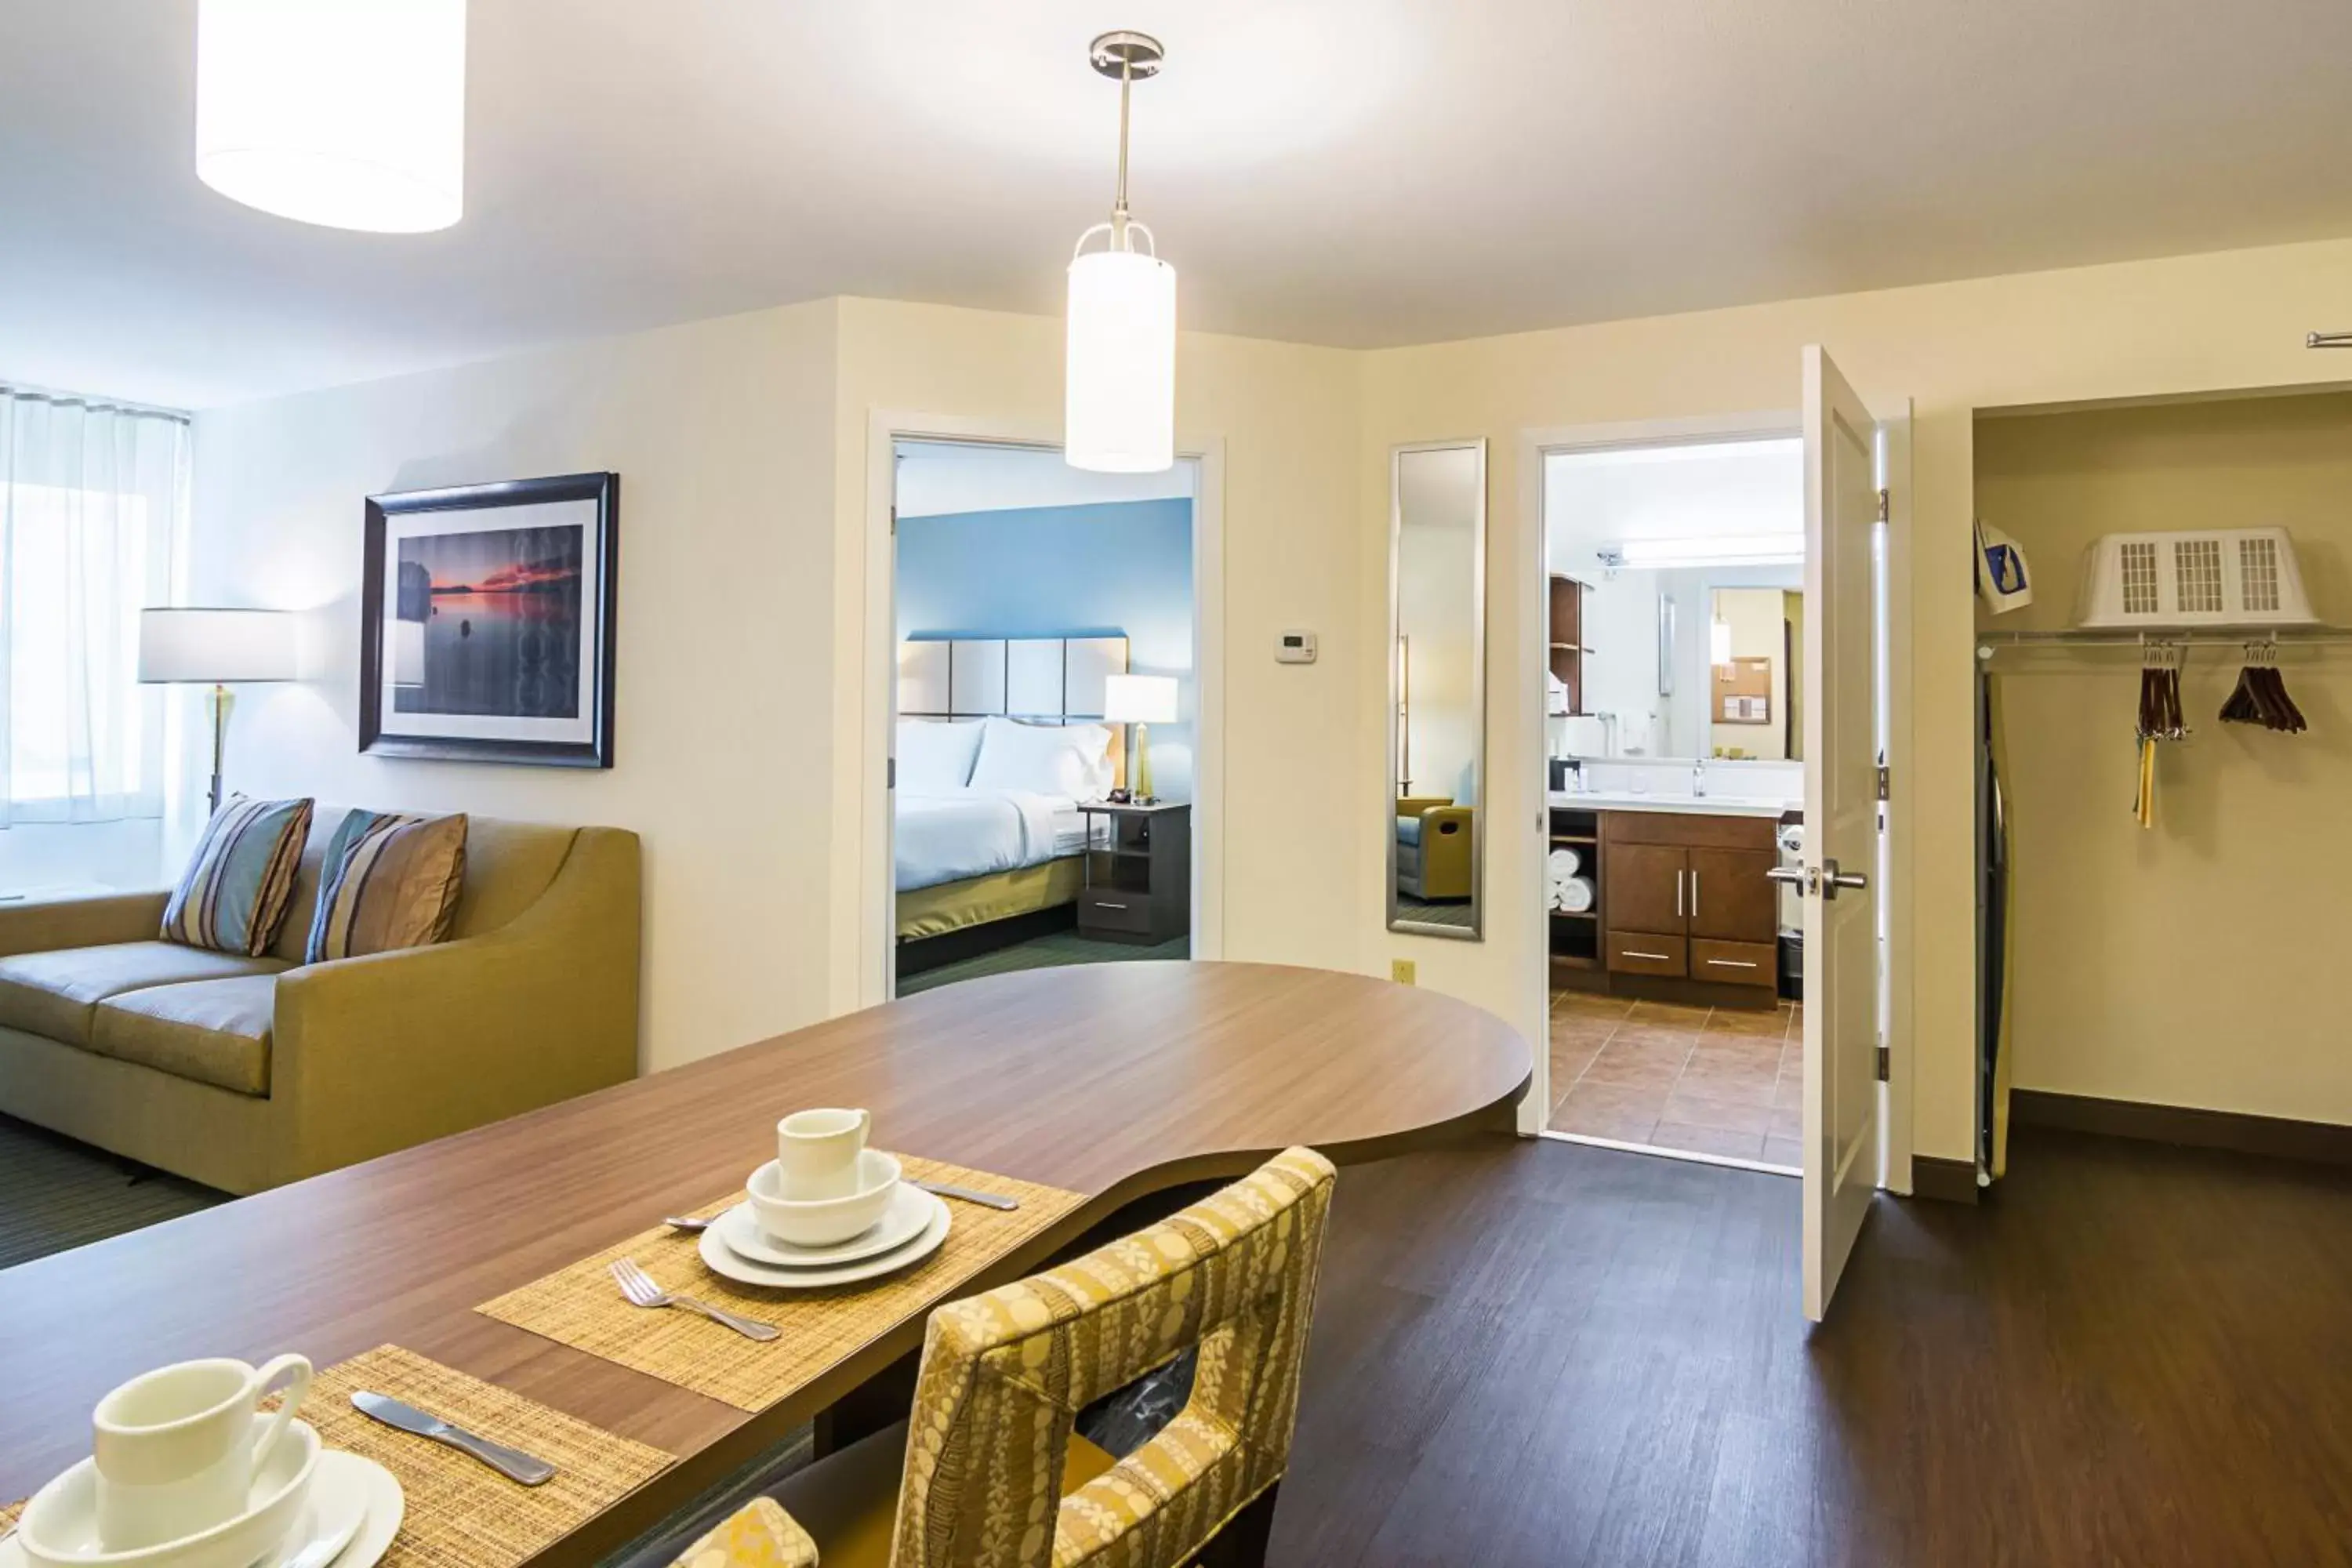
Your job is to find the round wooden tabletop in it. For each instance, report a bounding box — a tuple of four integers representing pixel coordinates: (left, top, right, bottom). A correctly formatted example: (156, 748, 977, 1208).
(0, 960, 1530, 1552)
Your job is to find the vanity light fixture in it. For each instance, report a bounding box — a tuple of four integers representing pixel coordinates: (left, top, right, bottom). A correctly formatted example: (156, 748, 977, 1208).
(196, 0, 467, 233)
(1607, 535, 1806, 571)
(1065, 31, 1177, 474)
(1710, 617, 1734, 668)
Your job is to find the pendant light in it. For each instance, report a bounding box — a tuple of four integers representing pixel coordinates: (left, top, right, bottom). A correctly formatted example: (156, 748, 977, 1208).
(195, 0, 467, 233)
(1065, 31, 1176, 474)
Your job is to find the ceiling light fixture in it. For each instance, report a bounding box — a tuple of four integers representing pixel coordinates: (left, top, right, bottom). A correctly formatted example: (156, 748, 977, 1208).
(1065, 31, 1176, 474)
(195, 0, 467, 234)
(1605, 535, 1807, 571)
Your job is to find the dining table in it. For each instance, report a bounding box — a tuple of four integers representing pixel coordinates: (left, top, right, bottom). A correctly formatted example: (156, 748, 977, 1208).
(0, 960, 1530, 1563)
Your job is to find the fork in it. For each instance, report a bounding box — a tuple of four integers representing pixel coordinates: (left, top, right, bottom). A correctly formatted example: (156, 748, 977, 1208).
(608, 1257, 779, 1341)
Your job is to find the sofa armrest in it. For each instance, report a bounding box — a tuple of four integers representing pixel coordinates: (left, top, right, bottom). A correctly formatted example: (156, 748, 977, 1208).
(268, 827, 641, 1184)
(0, 890, 171, 959)
(1396, 795, 1455, 819)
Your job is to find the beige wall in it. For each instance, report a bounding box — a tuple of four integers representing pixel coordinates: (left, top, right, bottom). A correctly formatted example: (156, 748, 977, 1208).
(191, 301, 840, 1073)
(1359, 233, 2352, 1162)
(1976, 391, 2352, 1124)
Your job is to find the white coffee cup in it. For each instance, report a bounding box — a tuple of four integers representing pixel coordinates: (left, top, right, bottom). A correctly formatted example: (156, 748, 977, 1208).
(776, 1108, 872, 1200)
(91, 1354, 312, 1550)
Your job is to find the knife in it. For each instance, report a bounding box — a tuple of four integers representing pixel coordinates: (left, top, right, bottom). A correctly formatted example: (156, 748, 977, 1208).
(915, 1179, 1020, 1211)
(350, 1391, 558, 1486)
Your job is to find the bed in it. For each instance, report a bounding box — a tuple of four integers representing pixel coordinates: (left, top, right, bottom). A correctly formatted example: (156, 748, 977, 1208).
(894, 634, 1127, 948)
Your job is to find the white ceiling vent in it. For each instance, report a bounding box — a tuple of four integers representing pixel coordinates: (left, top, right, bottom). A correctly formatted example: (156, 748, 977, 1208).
(2075, 528, 2316, 630)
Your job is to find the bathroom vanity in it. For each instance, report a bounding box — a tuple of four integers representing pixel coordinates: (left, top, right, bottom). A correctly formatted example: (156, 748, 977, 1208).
(1548, 790, 1796, 1007)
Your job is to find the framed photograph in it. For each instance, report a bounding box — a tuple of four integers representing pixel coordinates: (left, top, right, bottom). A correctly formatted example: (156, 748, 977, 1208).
(360, 472, 618, 768)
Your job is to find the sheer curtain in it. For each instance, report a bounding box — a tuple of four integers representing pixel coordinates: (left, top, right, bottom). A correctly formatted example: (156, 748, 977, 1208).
(0, 387, 187, 826)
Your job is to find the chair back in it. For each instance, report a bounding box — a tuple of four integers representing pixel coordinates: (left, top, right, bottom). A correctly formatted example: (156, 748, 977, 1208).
(891, 1147, 1338, 1568)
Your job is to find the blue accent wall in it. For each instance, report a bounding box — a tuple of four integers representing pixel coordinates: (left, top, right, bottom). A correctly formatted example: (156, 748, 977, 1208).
(896, 498, 1195, 798)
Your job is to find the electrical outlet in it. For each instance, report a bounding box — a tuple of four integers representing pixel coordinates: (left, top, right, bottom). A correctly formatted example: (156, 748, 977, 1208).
(1391, 958, 1417, 985)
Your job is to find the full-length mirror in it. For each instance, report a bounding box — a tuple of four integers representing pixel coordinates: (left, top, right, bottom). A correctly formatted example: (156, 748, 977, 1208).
(1389, 440, 1487, 939)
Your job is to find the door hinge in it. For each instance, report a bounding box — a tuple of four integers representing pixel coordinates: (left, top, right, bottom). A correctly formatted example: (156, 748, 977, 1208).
(1876, 763, 1890, 801)
(1876, 488, 1890, 524)
(1875, 1044, 1890, 1082)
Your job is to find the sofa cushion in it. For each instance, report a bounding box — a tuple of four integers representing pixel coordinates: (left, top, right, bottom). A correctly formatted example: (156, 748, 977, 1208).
(162, 795, 315, 956)
(0, 942, 289, 1048)
(91, 975, 278, 1097)
(305, 810, 468, 963)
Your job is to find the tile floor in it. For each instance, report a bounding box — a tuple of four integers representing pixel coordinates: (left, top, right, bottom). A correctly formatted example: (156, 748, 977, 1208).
(1545, 989, 1802, 1169)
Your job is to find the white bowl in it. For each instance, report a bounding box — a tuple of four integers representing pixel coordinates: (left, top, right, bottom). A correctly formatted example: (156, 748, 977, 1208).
(746, 1149, 902, 1247)
(21, 1421, 319, 1568)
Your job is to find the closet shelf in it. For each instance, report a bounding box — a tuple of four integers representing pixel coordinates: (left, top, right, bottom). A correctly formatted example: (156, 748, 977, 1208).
(1977, 625, 2352, 659)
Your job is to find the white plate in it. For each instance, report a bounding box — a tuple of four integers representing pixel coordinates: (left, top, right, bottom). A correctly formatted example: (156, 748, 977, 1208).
(0, 1453, 399, 1568)
(715, 1181, 935, 1267)
(699, 1192, 950, 1289)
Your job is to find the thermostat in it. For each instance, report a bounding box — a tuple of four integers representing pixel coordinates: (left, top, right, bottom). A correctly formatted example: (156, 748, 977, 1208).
(1276, 630, 1318, 664)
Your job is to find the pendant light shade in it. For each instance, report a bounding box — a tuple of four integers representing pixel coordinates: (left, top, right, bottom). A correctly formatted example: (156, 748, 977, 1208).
(195, 0, 467, 233)
(1064, 31, 1175, 476)
(1067, 246, 1177, 474)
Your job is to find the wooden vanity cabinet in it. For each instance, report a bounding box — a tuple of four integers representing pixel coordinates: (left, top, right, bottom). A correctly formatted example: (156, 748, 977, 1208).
(1600, 811, 1780, 997)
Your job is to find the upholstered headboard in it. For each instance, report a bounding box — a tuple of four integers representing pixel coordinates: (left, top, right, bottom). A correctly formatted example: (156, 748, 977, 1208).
(898, 635, 1129, 721)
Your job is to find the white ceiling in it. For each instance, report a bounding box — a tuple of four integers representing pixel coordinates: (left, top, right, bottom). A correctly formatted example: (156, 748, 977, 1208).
(1547, 440, 1803, 561)
(6, 1, 2352, 409)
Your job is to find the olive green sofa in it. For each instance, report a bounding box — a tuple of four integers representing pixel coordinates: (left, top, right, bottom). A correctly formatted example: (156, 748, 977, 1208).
(0, 811, 641, 1195)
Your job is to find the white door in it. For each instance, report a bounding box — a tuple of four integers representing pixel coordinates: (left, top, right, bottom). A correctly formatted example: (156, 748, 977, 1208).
(1797, 345, 1884, 1322)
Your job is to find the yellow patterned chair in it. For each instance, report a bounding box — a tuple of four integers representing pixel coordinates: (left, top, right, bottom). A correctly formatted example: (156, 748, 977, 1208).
(673, 1146, 1338, 1568)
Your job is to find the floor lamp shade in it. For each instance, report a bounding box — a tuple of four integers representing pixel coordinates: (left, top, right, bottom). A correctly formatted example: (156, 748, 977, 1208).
(1065, 249, 1177, 474)
(195, 0, 467, 233)
(139, 609, 299, 685)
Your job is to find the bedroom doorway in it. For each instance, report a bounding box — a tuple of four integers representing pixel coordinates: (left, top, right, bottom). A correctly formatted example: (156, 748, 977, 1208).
(887, 440, 1201, 998)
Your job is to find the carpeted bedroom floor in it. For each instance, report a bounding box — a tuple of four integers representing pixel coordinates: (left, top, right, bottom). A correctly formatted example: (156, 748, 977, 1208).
(897, 930, 1189, 996)
(0, 1113, 226, 1270)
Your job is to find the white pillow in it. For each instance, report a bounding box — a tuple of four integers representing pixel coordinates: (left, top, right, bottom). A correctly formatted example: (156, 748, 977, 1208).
(896, 718, 985, 792)
(968, 717, 1111, 798)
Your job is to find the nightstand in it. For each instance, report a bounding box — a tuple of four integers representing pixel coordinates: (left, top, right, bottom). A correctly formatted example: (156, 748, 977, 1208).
(1076, 800, 1191, 944)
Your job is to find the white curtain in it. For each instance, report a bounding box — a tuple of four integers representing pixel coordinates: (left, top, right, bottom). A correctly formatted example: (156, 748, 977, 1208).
(0, 387, 186, 826)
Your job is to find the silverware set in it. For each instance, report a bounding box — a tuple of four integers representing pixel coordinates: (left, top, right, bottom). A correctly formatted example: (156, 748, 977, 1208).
(348, 1391, 557, 1486)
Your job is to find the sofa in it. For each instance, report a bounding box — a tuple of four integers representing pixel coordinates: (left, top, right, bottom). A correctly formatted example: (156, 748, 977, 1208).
(1396, 795, 1475, 901)
(0, 810, 641, 1195)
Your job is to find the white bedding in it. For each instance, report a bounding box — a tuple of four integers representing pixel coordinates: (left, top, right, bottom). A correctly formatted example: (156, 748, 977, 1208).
(895, 787, 1088, 892)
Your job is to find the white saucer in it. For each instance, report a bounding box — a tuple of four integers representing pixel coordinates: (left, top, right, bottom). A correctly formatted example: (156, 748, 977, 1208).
(2, 1453, 400, 1568)
(715, 1181, 935, 1267)
(699, 1192, 950, 1289)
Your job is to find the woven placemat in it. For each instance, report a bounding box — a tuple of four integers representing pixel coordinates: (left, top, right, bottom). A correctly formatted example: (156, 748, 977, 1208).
(299, 1345, 673, 1568)
(2, 1348, 669, 1568)
(476, 1156, 1084, 1412)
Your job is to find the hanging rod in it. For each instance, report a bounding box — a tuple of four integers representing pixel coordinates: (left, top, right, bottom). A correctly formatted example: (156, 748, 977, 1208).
(1977, 626, 2352, 659)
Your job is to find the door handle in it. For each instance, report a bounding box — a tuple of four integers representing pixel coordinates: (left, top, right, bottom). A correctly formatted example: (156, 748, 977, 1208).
(1690, 869, 1700, 919)
(1764, 866, 1806, 887)
(1820, 858, 1868, 900)
(1675, 869, 1684, 918)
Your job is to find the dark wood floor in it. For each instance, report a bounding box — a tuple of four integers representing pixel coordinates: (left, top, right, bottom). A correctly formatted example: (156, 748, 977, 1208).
(1271, 1128, 2352, 1567)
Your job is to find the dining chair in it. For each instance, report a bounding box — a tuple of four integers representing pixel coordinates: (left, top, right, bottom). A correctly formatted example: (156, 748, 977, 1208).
(671, 1145, 1338, 1568)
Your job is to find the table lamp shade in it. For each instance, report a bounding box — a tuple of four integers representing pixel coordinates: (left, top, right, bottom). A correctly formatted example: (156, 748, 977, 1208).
(1102, 673, 1179, 725)
(139, 608, 298, 684)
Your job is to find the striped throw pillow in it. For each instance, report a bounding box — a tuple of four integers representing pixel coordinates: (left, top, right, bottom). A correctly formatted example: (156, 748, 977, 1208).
(304, 810, 468, 964)
(160, 796, 315, 956)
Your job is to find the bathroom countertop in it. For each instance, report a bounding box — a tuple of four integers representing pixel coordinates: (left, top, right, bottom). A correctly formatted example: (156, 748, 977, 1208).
(1548, 789, 1798, 819)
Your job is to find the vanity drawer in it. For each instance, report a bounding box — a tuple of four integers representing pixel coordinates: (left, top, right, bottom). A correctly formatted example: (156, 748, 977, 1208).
(1690, 938, 1777, 985)
(1078, 890, 1153, 934)
(1606, 931, 1687, 978)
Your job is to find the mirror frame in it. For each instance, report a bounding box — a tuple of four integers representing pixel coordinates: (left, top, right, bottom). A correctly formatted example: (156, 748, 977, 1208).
(1387, 437, 1489, 941)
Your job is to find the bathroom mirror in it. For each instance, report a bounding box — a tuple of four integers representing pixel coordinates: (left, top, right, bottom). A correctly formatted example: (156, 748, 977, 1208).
(1388, 439, 1487, 940)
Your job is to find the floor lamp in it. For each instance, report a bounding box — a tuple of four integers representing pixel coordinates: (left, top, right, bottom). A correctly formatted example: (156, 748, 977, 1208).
(139, 608, 297, 817)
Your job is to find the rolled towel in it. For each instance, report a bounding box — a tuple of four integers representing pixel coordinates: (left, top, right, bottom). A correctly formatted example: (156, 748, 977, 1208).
(1547, 846, 1580, 877)
(1556, 876, 1595, 913)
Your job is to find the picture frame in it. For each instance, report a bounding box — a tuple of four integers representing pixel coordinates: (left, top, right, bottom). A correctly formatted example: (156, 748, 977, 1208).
(359, 472, 619, 768)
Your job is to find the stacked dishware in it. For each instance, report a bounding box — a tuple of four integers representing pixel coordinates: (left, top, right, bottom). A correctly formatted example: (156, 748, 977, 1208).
(695, 1109, 952, 1289)
(9, 1357, 403, 1568)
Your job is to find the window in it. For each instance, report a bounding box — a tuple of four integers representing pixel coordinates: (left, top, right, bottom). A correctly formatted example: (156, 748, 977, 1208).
(0, 389, 185, 823)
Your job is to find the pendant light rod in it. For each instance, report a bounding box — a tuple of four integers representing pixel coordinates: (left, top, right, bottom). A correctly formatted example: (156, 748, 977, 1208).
(1090, 31, 1163, 243)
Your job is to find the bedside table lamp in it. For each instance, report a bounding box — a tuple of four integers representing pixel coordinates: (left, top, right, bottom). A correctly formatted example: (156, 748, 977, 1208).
(1102, 673, 1179, 804)
(139, 608, 298, 816)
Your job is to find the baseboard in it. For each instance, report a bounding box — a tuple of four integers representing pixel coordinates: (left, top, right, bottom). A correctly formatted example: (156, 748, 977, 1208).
(2012, 1089, 2352, 1166)
(1909, 1154, 1980, 1205)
